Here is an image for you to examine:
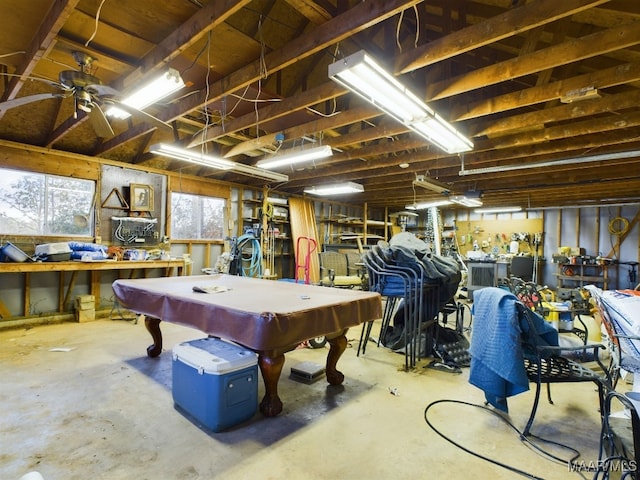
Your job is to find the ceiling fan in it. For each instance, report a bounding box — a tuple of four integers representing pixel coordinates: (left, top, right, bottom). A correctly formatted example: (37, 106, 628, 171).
(0, 51, 172, 137)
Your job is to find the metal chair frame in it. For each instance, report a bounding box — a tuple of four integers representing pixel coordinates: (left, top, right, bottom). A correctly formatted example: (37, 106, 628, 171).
(359, 247, 417, 370)
(360, 245, 440, 369)
(516, 302, 613, 437)
(598, 390, 640, 480)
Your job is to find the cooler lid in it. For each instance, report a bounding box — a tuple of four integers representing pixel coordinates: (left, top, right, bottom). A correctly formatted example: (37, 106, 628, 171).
(35, 242, 72, 255)
(172, 337, 257, 374)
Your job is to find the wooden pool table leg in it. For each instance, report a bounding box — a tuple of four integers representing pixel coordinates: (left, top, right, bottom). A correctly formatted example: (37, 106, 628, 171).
(258, 353, 285, 417)
(325, 329, 348, 385)
(144, 316, 163, 358)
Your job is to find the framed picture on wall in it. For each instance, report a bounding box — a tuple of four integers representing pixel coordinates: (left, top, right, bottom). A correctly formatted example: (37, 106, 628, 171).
(130, 183, 153, 212)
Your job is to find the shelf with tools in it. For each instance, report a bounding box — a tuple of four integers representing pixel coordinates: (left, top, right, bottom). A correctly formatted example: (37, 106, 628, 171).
(317, 202, 388, 248)
(554, 262, 609, 290)
(240, 191, 293, 279)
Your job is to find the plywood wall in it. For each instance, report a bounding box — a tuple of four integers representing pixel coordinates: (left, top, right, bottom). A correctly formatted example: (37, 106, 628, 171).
(453, 218, 544, 256)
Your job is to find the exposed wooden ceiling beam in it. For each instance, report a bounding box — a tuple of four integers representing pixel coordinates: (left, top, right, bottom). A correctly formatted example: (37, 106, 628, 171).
(163, 0, 423, 144)
(114, 0, 252, 91)
(453, 61, 640, 121)
(395, 0, 611, 74)
(187, 82, 347, 148)
(51, 0, 248, 147)
(427, 20, 640, 101)
(0, 0, 80, 118)
(282, 0, 334, 24)
(474, 89, 640, 138)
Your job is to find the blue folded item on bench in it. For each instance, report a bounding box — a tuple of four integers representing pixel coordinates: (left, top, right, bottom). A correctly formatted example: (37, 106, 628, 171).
(68, 241, 108, 260)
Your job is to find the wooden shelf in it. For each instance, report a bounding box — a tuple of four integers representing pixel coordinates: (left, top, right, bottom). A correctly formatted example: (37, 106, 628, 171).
(554, 262, 609, 289)
(0, 259, 185, 319)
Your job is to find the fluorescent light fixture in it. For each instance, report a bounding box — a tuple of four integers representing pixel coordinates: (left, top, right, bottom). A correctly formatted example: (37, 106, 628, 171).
(459, 150, 640, 176)
(231, 163, 289, 182)
(474, 206, 522, 214)
(449, 195, 483, 207)
(412, 175, 451, 195)
(406, 200, 453, 210)
(107, 69, 185, 119)
(328, 50, 473, 154)
(389, 210, 419, 218)
(304, 182, 364, 195)
(150, 143, 234, 169)
(256, 145, 332, 169)
(149, 143, 289, 182)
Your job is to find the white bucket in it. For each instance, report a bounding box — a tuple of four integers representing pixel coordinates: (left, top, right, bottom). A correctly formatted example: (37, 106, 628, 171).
(579, 314, 601, 342)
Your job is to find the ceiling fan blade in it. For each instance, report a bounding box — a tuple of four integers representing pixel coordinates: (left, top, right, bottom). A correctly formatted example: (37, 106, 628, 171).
(88, 104, 115, 138)
(0, 72, 65, 89)
(0, 93, 62, 113)
(87, 84, 120, 97)
(106, 99, 174, 133)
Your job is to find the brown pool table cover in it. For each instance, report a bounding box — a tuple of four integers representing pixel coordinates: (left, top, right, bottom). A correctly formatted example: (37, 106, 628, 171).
(112, 274, 382, 352)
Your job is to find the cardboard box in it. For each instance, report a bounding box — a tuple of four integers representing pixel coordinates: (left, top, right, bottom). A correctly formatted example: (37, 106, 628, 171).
(75, 309, 95, 322)
(172, 337, 258, 432)
(558, 246, 585, 257)
(75, 295, 95, 310)
(74, 295, 95, 322)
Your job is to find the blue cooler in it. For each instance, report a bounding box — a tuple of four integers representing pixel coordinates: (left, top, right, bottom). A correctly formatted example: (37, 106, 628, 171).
(172, 337, 258, 432)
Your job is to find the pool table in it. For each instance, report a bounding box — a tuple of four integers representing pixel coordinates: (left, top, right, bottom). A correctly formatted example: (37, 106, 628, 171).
(112, 274, 382, 416)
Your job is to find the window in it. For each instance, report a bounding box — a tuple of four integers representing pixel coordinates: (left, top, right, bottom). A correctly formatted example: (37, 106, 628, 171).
(0, 168, 95, 236)
(170, 192, 225, 240)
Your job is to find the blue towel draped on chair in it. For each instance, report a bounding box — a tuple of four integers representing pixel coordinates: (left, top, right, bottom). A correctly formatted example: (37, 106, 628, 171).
(469, 287, 558, 412)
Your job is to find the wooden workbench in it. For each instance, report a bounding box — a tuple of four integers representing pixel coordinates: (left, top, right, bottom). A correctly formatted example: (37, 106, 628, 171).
(0, 259, 185, 319)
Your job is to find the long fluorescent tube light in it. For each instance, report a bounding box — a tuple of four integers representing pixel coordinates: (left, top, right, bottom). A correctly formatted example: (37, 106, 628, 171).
(107, 69, 185, 119)
(412, 175, 451, 195)
(474, 206, 522, 214)
(406, 200, 453, 210)
(150, 143, 234, 169)
(304, 182, 364, 195)
(149, 143, 289, 182)
(256, 145, 332, 169)
(329, 50, 473, 154)
(231, 162, 289, 182)
(459, 150, 640, 176)
(449, 195, 483, 207)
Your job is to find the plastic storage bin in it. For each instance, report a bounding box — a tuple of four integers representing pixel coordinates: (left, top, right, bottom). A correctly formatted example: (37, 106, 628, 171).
(35, 242, 72, 261)
(172, 337, 258, 432)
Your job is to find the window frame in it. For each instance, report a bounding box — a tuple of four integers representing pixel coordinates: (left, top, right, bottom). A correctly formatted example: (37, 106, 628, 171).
(0, 167, 95, 237)
(169, 191, 226, 241)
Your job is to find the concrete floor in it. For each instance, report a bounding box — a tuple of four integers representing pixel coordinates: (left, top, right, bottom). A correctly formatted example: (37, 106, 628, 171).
(1, 311, 614, 480)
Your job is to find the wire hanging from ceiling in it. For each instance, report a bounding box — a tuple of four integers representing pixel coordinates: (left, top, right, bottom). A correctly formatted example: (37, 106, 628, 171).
(0, 51, 26, 58)
(199, 30, 213, 153)
(181, 36, 209, 77)
(85, 0, 108, 47)
(254, 14, 269, 139)
(396, 5, 420, 52)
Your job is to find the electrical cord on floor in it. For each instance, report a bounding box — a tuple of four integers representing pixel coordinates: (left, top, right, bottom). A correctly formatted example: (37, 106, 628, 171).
(424, 399, 591, 480)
